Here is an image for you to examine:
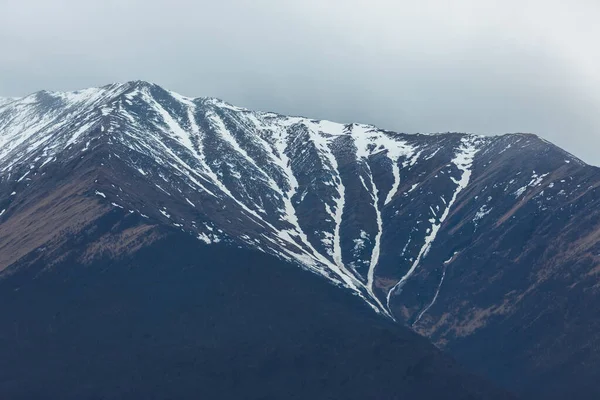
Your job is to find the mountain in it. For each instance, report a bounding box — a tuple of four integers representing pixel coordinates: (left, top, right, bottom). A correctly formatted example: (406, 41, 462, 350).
(0, 223, 514, 399)
(0, 80, 598, 398)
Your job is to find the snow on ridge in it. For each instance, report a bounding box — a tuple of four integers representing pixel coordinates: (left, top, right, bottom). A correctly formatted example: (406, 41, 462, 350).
(386, 136, 481, 316)
(0, 97, 20, 107)
(167, 89, 196, 104)
(166, 101, 352, 283)
(351, 123, 419, 206)
(303, 124, 367, 289)
(140, 88, 195, 153)
(50, 87, 107, 105)
(264, 117, 337, 265)
(514, 171, 550, 198)
(219, 116, 395, 316)
(229, 113, 393, 316)
(385, 162, 402, 206)
(304, 123, 393, 315)
(0, 82, 509, 319)
(363, 163, 384, 298)
(0, 83, 133, 170)
(0, 84, 453, 318)
(206, 97, 248, 112)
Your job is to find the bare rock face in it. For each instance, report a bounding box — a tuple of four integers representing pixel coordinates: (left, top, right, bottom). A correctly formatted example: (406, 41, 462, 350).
(1, 81, 599, 398)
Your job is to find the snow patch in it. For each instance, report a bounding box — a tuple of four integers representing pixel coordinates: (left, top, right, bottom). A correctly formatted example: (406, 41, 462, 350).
(159, 209, 171, 218)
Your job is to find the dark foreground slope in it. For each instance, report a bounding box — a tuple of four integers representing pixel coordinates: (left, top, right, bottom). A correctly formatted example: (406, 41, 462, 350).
(0, 218, 512, 399)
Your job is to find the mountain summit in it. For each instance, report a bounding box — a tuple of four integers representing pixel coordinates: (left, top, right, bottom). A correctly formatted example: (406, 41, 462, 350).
(1, 82, 599, 398)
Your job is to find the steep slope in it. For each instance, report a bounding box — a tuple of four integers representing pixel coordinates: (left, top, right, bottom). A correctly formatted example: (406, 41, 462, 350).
(395, 138, 600, 398)
(0, 165, 512, 399)
(0, 82, 557, 314)
(1, 81, 600, 397)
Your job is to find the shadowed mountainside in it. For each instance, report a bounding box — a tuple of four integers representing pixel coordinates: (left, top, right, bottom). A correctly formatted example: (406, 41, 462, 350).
(0, 210, 513, 399)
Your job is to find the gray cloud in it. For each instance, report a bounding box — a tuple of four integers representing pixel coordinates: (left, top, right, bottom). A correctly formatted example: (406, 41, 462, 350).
(1, 0, 599, 164)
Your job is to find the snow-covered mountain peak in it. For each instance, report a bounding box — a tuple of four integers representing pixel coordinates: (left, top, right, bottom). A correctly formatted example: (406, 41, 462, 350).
(4, 82, 600, 399)
(0, 82, 587, 317)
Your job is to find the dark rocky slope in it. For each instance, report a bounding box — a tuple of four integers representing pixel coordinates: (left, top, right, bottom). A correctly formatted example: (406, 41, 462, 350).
(0, 215, 512, 399)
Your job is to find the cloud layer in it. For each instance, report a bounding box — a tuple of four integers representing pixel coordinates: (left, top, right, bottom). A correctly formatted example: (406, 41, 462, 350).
(1, 0, 598, 164)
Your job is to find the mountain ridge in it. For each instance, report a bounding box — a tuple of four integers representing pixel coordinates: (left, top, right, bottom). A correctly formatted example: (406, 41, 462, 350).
(2, 79, 582, 154)
(1, 81, 582, 318)
(2, 81, 600, 398)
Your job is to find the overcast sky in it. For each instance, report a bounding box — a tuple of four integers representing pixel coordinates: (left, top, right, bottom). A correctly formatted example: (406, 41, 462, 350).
(1, 0, 599, 164)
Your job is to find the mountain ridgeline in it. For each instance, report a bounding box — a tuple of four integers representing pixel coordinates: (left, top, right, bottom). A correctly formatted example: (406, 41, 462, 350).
(1, 81, 599, 398)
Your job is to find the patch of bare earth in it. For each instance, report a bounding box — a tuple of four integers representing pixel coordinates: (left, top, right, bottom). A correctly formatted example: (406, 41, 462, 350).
(0, 179, 109, 271)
